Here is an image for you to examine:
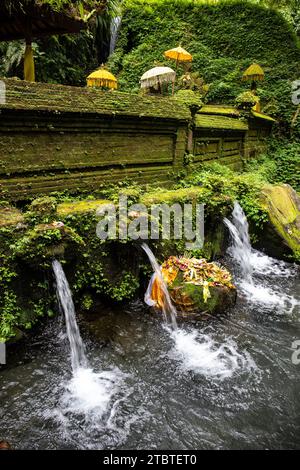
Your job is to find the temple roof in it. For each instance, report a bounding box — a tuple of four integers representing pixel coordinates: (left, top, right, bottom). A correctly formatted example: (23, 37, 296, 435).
(196, 104, 275, 130)
(0, 79, 191, 121)
(251, 110, 276, 122)
(198, 105, 240, 117)
(0, 1, 106, 41)
(195, 114, 249, 131)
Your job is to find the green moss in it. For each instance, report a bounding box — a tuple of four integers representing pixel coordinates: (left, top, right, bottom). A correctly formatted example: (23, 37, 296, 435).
(1, 79, 191, 121)
(11, 223, 84, 267)
(57, 199, 111, 216)
(29, 196, 57, 215)
(260, 184, 300, 257)
(199, 105, 240, 116)
(0, 206, 25, 227)
(141, 186, 210, 205)
(195, 114, 248, 130)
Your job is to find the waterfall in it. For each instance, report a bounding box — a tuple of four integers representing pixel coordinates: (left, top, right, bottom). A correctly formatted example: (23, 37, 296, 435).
(224, 201, 254, 283)
(52, 259, 87, 372)
(109, 16, 122, 56)
(224, 202, 299, 311)
(53, 259, 123, 425)
(142, 243, 177, 329)
(141, 243, 257, 378)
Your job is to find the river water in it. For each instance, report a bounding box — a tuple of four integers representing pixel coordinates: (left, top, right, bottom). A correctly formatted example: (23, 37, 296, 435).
(1, 234, 300, 449)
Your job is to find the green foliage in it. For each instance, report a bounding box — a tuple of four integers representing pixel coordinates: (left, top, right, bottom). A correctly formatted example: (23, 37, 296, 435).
(246, 138, 300, 190)
(106, 272, 140, 301)
(25, 196, 58, 224)
(10, 224, 84, 267)
(0, 290, 21, 342)
(182, 161, 269, 231)
(236, 90, 259, 109)
(36, 33, 98, 86)
(173, 89, 203, 110)
(81, 293, 94, 311)
(109, 0, 300, 136)
(0, 265, 17, 289)
(0, 1, 123, 83)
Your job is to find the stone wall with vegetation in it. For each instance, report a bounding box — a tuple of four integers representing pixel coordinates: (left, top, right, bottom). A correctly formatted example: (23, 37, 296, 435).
(1, 160, 299, 343)
(0, 80, 274, 199)
(0, 79, 190, 199)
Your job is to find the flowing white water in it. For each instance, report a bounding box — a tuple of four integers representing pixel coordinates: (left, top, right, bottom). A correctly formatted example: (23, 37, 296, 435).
(142, 243, 177, 328)
(52, 260, 123, 427)
(224, 202, 253, 282)
(169, 327, 257, 381)
(224, 202, 300, 312)
(52, 259, 87, 372)
(142, 244, 255, 378)
(109, 16, 122, 56)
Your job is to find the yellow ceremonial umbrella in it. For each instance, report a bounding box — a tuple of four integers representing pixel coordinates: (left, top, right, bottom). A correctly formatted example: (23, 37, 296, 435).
(87, 65, 118, 89)
(242, 63, 264, 82)
(164, 45, 193, 67)
(242, 62, 264, 92)
(242, 63, 264, 111)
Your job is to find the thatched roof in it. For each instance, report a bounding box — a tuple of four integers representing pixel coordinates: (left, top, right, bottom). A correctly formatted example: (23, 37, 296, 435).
(0, 1, 107, 41)
(0, 78, 191, 121)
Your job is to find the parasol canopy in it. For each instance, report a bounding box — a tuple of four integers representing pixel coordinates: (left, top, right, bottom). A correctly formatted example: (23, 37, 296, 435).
(164, 45, 193, 64)
(242, 63, 264, 82)
(0, 1, 107, 82)
(87, 66, 118, 89)
(140, 66, 176, 89)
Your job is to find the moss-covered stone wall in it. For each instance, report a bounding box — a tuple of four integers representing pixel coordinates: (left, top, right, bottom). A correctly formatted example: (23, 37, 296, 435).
(0, 79, 192, 199)
(244, 117, 273, 160)
(0, 80, 273, 200)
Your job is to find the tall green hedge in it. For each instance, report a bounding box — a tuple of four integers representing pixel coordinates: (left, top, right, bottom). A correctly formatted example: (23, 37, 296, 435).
(109, 0, 300, 135)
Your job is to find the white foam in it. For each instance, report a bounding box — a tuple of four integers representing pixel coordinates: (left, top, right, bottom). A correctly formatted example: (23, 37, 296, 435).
(225, 202, 300, 314)
(239, 280, 300, 314)
(60, 367, 123, 422)
(169, 328, 256, 381)
(248, 250, 298, 278)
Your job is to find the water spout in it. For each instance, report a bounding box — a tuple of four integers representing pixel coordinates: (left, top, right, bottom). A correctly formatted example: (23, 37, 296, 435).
(224, 201, 254, 283)
(52, 259, 87, 372)
(52, 259, 123, 427)
(142, 243, 177, 329)
(224, 202, 299, 311)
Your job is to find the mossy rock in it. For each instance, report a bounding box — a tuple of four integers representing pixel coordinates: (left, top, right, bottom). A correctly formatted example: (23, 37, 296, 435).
(30, 196, 57, 217)
(148, 256, 236, 321)
(12, 222, 84, 268)
(57, 199, 111, 217)
(169, 271, 237, 319)
(0, 206, 25, 228)
(259, 184, 300, 261)
(140, 186, 210, 206)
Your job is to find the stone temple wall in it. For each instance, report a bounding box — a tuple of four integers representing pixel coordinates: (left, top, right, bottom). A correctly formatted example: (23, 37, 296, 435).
(0, 80, 273, 200)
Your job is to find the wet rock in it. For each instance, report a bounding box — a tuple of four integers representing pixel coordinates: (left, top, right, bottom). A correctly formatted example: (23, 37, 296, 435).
(260, 184, 300, 261)
(170, 281, 237, 318)
(148, 256, 237, 320)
